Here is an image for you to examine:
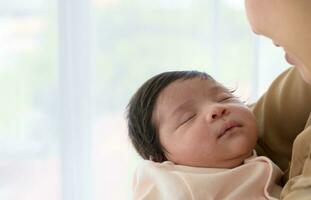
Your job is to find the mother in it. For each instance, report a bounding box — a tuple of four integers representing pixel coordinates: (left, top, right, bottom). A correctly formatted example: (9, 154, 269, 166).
(244, 0, 311, 198)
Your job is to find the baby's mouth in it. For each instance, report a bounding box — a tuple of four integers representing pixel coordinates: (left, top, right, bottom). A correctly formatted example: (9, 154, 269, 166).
(218, 121, 242, 139)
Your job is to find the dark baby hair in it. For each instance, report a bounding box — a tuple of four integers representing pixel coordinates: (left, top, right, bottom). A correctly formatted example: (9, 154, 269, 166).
(126, 70, 214, 162)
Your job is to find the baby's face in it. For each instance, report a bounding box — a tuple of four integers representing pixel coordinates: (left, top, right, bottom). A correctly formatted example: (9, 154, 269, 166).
(152, 78, 258, 168)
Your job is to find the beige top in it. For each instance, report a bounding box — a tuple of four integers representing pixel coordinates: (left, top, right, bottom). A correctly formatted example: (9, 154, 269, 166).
(133, 152, 283, 200)
(251, 67, 311, 199)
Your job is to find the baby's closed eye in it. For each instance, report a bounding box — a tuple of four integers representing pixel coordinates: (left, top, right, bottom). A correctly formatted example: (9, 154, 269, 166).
(217, 93, 239, 103)
(178, 113, 196, 127)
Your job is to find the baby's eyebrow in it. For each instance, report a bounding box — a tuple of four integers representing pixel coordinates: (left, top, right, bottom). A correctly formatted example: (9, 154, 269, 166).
(169, 100, 194, 119)
(207, 84, 230, 95)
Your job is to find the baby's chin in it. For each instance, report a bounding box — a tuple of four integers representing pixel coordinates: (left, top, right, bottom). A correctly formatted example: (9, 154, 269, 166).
(167, 149, 255, 169)
(176, 159, 246, 169)
(210, 150, 255, 169)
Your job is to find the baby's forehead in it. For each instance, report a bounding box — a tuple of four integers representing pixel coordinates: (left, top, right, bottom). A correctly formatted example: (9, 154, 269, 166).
(165, 77, 230, 96)
(155, 78, 231, 112)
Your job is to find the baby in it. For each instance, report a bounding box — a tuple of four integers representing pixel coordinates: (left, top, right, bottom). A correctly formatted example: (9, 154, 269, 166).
(127, 71, 283, 200)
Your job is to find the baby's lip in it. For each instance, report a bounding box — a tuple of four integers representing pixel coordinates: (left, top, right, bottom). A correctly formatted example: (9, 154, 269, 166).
(218, 120, 242, 139)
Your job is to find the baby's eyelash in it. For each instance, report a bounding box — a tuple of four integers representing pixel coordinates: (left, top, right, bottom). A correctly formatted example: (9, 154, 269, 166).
(179, 114, 196, 126)
(227, 89, 247, 104)
(229, 89, 237, 94)
(219, 94, 235, 101)
(221, 96, 233, 101)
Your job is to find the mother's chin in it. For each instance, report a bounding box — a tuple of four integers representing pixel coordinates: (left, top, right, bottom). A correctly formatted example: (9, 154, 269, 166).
(281, 44, 311, 85)
(296, 66, 311, 85)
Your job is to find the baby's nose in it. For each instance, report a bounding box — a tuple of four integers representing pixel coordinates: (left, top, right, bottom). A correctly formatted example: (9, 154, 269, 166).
(206, 105, 228, 123)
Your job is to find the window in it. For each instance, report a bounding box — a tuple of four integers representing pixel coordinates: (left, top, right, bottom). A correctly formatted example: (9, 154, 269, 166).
(0, 1, 60, 200)
(1, 0, 288, 199)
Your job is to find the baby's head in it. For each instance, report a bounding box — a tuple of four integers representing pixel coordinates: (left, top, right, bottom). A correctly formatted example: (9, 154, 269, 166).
(127, 71, 258, 168)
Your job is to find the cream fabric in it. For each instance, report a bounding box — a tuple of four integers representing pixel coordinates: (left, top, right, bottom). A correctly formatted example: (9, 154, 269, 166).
(133, 153, 283, 200)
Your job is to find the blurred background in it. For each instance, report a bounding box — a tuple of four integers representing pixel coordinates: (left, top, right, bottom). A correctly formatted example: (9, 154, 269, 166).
(0, 0, 289, 200)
